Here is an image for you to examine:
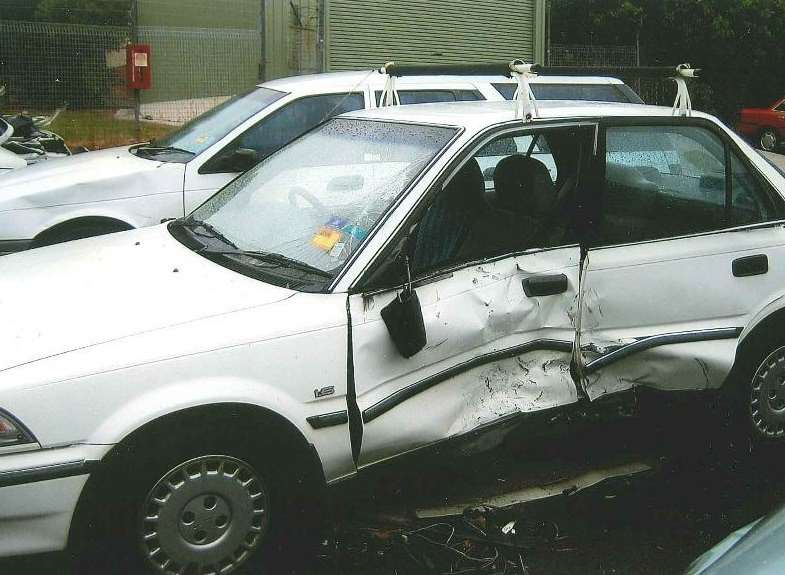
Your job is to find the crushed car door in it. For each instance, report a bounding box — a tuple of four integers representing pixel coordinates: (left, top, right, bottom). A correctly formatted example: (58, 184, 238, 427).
(349, 124, 596, 468)
(578, 119, 785, 400)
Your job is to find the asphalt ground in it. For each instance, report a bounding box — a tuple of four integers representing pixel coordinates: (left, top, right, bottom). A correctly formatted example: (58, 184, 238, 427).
(7, 392, 785, 575)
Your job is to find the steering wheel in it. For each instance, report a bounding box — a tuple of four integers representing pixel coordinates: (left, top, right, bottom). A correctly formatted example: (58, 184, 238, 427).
(289, 186, 328, 217)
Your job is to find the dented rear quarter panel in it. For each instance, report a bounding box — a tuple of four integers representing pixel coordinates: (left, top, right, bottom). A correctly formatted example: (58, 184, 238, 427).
(580, 224, 785, 400)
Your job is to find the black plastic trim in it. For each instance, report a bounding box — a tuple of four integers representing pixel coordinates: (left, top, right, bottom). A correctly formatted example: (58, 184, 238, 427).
(362, 339, 574, 423)
(0, 239, 32, 255)
(306, 410, 349, 430)
(733, 254, 768, 277)
(0, 459, 98, 488)
(0, 407, 37, 446)
(522, 274, 569, 297)
(584, 327, 743, 374)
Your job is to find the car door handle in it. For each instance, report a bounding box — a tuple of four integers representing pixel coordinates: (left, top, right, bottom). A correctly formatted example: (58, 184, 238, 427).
(733, 254, 768, 277)
(522, 274, 569, 297)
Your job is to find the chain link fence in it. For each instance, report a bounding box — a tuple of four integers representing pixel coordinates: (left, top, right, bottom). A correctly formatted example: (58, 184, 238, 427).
(549, 44, 674, 107)
(0, 0, 324, 151)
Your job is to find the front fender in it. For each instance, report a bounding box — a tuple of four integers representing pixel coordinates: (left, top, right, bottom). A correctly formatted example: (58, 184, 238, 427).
(87, 375, 354, 483)
(0, 192, 182, 240)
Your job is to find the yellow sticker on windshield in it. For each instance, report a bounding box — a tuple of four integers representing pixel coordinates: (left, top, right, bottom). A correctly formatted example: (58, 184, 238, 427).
(312, 227, 343, 252)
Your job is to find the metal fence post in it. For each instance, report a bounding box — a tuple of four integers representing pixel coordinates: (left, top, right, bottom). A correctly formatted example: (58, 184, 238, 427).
(259, 0, 266, 82)
(130, 0, 141, 141)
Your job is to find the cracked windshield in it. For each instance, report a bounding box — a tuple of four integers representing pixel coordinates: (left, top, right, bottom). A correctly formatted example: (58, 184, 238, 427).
(193, 118, 456, 274)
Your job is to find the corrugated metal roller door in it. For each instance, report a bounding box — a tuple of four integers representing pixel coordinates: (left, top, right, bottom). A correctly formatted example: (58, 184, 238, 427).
(326, 0, 536, 70)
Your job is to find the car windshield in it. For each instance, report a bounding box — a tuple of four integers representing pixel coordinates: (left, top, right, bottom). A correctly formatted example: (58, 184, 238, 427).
(150, 87, 286, 156)
(187, 118, 457, 286)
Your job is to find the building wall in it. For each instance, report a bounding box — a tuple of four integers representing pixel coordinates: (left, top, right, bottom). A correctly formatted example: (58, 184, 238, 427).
(264, 0, 322, 80)
(325, 0, 545, 71)
(137, 0, 262, 103)
(137, 0, 260, 29)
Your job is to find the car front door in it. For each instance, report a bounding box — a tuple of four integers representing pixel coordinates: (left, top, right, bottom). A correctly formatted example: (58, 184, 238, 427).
(578, 119, 785, 401)
(182, 92, 366, 213)
(348, 123, 596, 468)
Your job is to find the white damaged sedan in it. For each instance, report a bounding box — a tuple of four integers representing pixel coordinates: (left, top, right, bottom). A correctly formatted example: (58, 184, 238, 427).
(3, 98, 785, 574)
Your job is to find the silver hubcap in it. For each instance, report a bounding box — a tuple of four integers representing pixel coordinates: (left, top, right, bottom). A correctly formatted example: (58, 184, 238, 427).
(750, 347, 785, 438)
(761, 131, 777, 151)
(140, 455, 269, 575)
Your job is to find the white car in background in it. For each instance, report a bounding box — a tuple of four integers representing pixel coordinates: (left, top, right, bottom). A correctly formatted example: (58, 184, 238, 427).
(0, 119, 26, 174)
(0, 71, 640, 254)
(2, 92, 785, 574)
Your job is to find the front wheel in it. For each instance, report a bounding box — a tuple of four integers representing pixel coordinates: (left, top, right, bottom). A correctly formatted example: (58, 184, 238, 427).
(759, 128, 779, 153)
(139, 455, 269, 574)
(73, 435, 303, 575)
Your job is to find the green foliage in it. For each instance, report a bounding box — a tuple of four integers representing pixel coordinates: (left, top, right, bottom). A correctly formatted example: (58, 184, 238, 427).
(551, 0, 785, 120)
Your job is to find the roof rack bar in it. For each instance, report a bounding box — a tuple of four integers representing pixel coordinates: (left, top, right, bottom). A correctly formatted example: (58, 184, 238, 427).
(379, 62, 700, 80)
(532, 65, 699, 79)
(380, 62, 514, 78)
(378, 60, 699, 118)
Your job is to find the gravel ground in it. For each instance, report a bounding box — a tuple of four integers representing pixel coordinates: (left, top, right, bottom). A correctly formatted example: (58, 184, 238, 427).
(7, 393, 785, 575)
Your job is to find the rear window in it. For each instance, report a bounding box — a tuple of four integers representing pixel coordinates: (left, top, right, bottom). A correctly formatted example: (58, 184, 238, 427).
(493, 82, 643, 104)
(375, 89, 483, 106)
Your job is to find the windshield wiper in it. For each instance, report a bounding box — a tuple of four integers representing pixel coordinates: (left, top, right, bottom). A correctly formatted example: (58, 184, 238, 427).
(200, 248, 332, 278)
(135, 144, 196, 157)
(172, 218, 238, 250)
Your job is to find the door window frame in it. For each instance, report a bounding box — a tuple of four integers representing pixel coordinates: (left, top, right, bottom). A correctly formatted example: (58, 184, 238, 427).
(588, 116, 785, 251)
(197, 91, 367, 175)
(350, 120, 599, 295)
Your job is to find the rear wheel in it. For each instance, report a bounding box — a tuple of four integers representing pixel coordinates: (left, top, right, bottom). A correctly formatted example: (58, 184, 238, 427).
(748, 345, 785, 440)
(759, 128, 779, 152)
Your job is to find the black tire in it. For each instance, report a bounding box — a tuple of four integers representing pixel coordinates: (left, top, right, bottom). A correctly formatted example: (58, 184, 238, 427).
(33, 221, 131, 248)
(732, 342, 785, 443)
(759, 127, 779, 153)
(72, 426, 317, 575)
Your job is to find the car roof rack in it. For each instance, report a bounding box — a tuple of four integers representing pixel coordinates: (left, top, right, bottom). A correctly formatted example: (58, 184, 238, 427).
(378, 61, 700, 121)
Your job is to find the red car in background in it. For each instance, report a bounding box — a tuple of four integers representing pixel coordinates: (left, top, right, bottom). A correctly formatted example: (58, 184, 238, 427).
(736, 96, 785, 152)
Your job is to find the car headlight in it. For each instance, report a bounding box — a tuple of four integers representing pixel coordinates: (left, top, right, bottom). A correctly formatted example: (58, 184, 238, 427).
(0, 410, 35, 447)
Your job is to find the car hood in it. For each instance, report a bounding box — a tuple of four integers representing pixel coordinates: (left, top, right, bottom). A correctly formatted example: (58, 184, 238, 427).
(685, 504, 785, 575)
(0, 146, 185, 212)
(0, 225, 294, 373)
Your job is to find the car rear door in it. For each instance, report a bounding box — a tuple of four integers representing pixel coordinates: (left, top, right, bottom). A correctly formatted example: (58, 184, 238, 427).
(578, 118, 785, 401)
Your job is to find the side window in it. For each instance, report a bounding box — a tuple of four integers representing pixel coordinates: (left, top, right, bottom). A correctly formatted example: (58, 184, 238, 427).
(775, 101, 785, 112)
(203, 93, 364, 173)
(598, 125, 776, 246)
(374, 89, 483, 106)
(731, 152, 776, 225)
(492, 83, 517, 100)
(409, 127, 584, 275)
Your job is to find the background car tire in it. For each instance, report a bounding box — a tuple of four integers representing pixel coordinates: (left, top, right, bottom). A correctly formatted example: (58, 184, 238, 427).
(33, 220, 132, 248)
(759, 128, 779, 153)
(71, 426, 317, 575)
